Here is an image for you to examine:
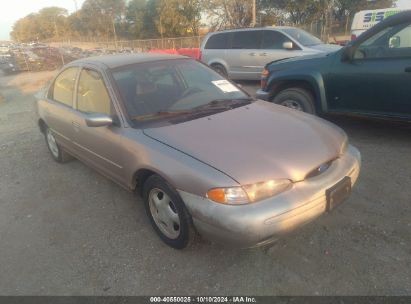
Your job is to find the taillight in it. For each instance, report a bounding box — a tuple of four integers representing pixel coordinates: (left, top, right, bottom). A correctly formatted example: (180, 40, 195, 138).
(351, 34, 357, 41)
(261, 68, 269, 89)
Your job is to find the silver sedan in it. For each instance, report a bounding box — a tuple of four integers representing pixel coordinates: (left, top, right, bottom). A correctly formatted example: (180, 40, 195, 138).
(37, 54, 361, 249)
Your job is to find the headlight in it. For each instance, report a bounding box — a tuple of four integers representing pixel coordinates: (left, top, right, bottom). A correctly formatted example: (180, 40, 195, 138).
(340, 136, 348, 156)
(207, 179, 291, 205)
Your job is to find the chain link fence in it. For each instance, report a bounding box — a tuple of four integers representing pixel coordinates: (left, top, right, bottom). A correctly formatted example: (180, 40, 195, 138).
(55, 36, 204, 51)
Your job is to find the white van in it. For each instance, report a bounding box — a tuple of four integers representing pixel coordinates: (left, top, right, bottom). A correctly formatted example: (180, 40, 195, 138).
(351, 8, 406, 40)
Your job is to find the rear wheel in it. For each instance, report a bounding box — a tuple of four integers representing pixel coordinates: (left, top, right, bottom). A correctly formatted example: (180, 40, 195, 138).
(211, 63, 228, 77)
(143, 175, 195, 249)
(273, 88, 316, 114)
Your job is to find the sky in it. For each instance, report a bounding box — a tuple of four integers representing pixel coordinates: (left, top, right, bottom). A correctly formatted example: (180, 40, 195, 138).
(1, 0, 411, 40)
(0, 0, 85, 40)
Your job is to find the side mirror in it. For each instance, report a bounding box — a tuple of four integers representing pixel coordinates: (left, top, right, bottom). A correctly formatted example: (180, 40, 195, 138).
(85, 113, 113, 127)
(283, 41, 294, 50)
(341, 45, 355, 62)
(389, 36, 400, 48)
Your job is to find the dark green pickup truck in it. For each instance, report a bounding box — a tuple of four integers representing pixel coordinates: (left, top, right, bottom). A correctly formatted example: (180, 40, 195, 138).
(257, 10, 411, 121)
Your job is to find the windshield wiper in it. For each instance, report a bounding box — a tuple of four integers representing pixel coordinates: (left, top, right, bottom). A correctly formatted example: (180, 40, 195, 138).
(191, 98, 253, 112)
(132, 110, 191, 121)
(131, 98, 253, 121)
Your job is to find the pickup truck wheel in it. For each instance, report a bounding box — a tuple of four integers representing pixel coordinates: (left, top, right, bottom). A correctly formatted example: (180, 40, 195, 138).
(45, 127, 73, 163)
(143, 175, 195, 249)
(211, 64, 228, 77)
(273, 88, 316, 114)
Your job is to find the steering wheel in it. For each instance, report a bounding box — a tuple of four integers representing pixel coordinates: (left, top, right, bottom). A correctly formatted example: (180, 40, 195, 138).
(374, 46, 386, 58)
(180, 87, 202, 99)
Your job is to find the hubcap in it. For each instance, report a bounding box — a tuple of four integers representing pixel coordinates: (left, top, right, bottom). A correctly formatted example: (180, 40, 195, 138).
(148, 188, 180, 239)
(46, 129, 59, 158)
(281, 100, 304, 111)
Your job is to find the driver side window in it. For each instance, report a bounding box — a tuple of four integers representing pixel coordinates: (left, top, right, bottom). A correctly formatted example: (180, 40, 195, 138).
(77, 68, 112, 115)
(355, 23, 411, 60)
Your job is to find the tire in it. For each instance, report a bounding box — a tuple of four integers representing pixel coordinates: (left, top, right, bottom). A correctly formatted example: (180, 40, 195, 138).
(143, 175, 195, 249)
(44, 126, 73, 163)
(272, 88, 316, 114)
(211, 63, 228, 78)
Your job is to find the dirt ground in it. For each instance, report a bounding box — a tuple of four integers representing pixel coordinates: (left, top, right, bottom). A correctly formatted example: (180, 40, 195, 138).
(0, 71, 410, 295)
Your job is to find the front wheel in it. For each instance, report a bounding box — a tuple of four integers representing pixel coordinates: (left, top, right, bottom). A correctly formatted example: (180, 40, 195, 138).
(272, 88, 316, 114)
(45, 126, 73, 163)
(143, 175, 195, 249)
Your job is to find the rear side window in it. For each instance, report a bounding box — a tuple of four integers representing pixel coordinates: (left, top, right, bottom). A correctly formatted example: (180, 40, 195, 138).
(204, 33, 229, 49)
(262, 30, 294, 49)
(232, 31, 262, 49)
(51, 67, 78, 106)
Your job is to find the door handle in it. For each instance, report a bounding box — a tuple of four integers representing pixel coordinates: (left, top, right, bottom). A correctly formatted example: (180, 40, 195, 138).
(248, 53, 257, 56)
(72, 121, 81, 132)
(405, 67, 411, 73)
(260, 53, 268, 56)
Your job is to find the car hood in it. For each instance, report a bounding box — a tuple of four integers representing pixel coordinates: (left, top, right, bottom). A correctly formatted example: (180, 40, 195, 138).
(308, 43, 342, 52)
(143, 101, 347, 185)
(267, 48, 339, 71)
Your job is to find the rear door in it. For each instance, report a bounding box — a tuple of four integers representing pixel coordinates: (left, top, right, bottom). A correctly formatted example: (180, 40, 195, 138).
(227, 30, 263, 79)
(71, 67, 126, 184)
(44, 67, 79, 152)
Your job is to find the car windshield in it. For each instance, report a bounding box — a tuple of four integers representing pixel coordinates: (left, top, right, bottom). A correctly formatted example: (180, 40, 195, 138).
(281, 28, 323, 46)
(111, 59, 251, 125)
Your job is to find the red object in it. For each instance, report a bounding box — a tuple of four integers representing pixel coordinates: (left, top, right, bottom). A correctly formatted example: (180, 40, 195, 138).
(351, 34, 357, 41)
(260, 68, 269, 89)
(147, 48, 201, 60)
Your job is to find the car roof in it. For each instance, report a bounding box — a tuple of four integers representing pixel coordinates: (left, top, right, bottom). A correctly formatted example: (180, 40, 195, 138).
(70, 53, 187, 69)
(206, 26, 298, 35)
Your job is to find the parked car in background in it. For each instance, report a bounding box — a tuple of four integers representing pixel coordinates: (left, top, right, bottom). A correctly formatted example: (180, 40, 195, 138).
(36, 53, 360, 249)
(200, 27, 341, 80)
(351, 7, 406, 40)
(257, 11, 411, 121)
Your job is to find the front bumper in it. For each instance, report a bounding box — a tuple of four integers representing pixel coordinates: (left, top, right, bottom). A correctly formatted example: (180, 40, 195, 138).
(256, 89, 270, 101)
(179, 145, 361, 248)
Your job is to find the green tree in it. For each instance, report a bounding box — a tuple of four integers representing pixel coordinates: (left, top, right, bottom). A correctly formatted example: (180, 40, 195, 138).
(156, 0, 201, 37)
(205, 0, 254, 30)
(37, 7, 68, 40)
(10, 7, 68, 42)
(80, 0, 126, 39)
(126, 0, 147, 38)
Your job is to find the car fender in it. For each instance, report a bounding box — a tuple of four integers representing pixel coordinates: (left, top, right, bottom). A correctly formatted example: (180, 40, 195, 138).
(206, 58, 229, 73)
(267, 70, 328, 113)
(121, 130, 239, 198)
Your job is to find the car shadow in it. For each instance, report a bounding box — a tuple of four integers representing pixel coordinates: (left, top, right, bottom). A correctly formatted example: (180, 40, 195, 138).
(325, 114, 411, 143)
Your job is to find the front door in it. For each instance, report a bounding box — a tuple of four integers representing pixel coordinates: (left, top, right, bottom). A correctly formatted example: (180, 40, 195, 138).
(327, 22, 411, 117)
(71, 67, 126, 184)
(258, 30, 307, 67)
